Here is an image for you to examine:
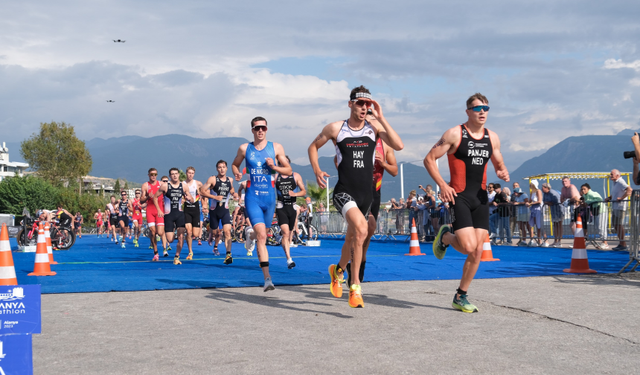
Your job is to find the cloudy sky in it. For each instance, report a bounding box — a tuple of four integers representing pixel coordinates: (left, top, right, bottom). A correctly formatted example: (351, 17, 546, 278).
(2, 0, 639, 176)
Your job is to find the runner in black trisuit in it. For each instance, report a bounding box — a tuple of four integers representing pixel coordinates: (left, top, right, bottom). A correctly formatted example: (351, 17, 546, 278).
(308, 85, 403, 308)
(156, 168, 194, 265)
(425, 93, 509, 313)
(200, 160, 238, 264)
(344, 111, 398, 287)
(116, 190, 133, 248)
(275, 155, 307, 269)
(183, 166, 203, 260)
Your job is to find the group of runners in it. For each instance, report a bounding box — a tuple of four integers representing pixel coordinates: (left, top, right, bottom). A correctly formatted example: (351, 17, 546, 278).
(89, 87, 508, 313)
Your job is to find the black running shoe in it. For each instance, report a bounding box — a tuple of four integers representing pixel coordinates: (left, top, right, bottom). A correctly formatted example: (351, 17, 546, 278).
(223, 253, 233, 265)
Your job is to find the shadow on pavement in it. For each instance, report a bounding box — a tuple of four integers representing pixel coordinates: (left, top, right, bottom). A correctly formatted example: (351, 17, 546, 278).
(204, 287, 354, 319)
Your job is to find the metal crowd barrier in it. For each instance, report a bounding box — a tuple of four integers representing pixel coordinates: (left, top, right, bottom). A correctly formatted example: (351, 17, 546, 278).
(619, 190, 640, 274)
(493, 200, 630, 247)
(313, 197, 636, 251)
(313, 206, 454, 241)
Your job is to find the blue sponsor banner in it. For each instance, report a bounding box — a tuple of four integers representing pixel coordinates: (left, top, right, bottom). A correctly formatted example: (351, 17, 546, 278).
(0, 285, 41, 334)
(0, 333, 33, 375)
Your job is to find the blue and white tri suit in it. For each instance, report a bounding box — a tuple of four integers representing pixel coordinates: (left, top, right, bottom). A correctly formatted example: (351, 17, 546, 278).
(245, 141, 277, 228)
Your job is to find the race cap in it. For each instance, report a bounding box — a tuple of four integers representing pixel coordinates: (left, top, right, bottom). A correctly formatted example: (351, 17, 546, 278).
(350, 92, 372, 101)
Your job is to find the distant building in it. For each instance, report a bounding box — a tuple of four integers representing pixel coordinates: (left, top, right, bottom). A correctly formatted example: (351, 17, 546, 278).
(81, 176, 115, 196)
(0, 142, 29, 182)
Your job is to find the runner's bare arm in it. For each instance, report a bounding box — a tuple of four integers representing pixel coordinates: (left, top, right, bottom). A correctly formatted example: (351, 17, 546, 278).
(291, 172, 307, 197)
(199, 177, 222, 201)
(152, 182, 167, 216)
(424, 127, 460, 204)
(228, 179, 239, 200)
(488, 130, 509, 182)
(182, 182, 194, 203)
(381, 140, 398, 177)
(268, 143, 292, 176)
(369, 100, 404, 151)
(308, 122, 340, 188)
(140, 183, 149, 203)
(231, 144, 248, 181)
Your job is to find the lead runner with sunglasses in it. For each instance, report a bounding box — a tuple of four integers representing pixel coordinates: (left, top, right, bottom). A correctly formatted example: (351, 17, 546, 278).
(424, 93, 509, 313)
(308, 85, 404, 308)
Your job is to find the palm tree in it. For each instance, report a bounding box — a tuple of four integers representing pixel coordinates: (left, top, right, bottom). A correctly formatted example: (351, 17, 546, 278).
(305, 182, 332, 210)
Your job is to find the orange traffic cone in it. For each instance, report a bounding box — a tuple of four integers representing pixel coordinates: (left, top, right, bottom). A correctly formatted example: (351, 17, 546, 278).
(0, 223, 18, 285)
(44, 222, 57, 265)
(28, 224, 56, 276)
(481, 233, 500, 261)
(405, 218, 425, 256)
(564, 216, 596, 274)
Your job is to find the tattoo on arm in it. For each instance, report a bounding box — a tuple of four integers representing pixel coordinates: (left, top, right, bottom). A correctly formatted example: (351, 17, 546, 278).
(314, 134, 322, 142)
(432, 137, 445, 149)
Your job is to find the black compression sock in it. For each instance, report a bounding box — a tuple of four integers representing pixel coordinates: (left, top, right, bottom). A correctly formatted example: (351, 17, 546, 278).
(456, 288, 467, 296)
(345, 263, 352, 287)
(359, 261, 366, 283)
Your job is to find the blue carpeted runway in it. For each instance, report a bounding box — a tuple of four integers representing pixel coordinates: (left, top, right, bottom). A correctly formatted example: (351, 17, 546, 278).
(9, 235, 631, 294)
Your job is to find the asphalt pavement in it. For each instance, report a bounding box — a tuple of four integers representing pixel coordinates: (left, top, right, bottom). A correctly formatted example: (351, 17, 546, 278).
(33, 272, 640, 374)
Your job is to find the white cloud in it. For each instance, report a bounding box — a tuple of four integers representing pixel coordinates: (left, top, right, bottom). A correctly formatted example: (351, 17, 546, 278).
(1, 0, 640, 176)
(603, 59, 640, 71)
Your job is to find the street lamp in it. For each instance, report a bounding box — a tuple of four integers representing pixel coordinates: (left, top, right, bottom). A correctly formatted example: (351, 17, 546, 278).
(326, 175, 337, 209)
(399, 160, 428, 199)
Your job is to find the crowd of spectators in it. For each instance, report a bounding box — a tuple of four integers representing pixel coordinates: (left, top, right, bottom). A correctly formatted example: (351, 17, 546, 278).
(379, 170, 634, 248)
(386, 184, 451, 241)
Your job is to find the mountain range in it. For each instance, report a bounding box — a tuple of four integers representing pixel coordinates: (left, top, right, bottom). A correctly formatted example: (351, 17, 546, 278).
(508, 129, 638, 192)
(5, 128, 638, 201)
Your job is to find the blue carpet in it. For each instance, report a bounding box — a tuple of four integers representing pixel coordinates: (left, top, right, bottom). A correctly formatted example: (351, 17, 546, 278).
(9, 236, 631, 294)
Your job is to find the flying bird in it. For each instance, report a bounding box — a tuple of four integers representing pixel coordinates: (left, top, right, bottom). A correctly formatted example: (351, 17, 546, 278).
(113, 39, 126, 43)
(106, 100, 115, 103)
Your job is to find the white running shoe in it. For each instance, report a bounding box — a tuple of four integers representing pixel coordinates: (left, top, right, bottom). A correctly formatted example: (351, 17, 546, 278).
(541, 241, 549, 248)
(528, 240, 537, 247)
(287, 258, 296, 269)
(263, 277, 275, 292)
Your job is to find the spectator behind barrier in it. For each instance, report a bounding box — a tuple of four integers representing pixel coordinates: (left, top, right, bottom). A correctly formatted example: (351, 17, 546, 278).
(541, 182, 563, 247)
(580, 183, 608, 249)
(560, 176, 581, 235)
(511, 188, 530, 246)
(605, 169, 632, 251)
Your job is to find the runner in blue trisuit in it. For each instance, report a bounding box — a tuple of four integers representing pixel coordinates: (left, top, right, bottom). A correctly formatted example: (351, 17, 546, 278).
(232, 116, 292, 292)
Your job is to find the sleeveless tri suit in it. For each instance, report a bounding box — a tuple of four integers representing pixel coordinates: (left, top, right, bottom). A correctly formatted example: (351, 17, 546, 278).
(184, 180, 201, 227)
(276, 173, 298, 229)
(209, 176, 233, 228)
(245, 141, 277, 227)
(332, 120, 377, 218)
(146, 181, 164, 227)
(447, 124, 493, 231)
(118, 199, 130, 226)
(164, 182, 186, 232)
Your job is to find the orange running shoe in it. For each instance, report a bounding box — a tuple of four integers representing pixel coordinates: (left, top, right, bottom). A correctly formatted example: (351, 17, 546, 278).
(328, 264, 344, 298)
(349, 284, 364, 308)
